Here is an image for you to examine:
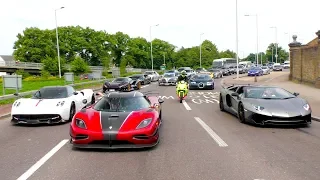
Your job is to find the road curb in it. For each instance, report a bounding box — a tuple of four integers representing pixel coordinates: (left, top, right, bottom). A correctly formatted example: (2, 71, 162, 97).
(0, 113, 11, 119)
(312, 116, 320, 122)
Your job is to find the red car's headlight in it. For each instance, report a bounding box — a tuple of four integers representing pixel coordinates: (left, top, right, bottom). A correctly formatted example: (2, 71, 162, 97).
(75, 118, 87, 129)
(136, 118, 152, 129)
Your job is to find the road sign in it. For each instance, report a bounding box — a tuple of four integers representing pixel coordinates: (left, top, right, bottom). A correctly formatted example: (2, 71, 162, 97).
(275, 54, 278, 58)
(160, 65, 166, 70)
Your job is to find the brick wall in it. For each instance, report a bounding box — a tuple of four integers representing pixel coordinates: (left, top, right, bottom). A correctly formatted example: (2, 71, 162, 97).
(289, 32, 320, 88)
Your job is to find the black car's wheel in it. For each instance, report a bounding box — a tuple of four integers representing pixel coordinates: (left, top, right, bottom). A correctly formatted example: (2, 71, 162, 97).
(237, 103, 246, 123)
(68, 102, 76, 121)
(219, 95, 224, 111)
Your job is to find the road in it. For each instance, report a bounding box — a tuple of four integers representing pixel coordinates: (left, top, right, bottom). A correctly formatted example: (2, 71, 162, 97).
(1, 77, 320, 180)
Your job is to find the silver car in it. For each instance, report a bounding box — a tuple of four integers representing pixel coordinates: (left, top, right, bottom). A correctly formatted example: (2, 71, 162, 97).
(261, 66, 271, 75)
(158, 73, 177, 86)
(144, 71, 160, 81)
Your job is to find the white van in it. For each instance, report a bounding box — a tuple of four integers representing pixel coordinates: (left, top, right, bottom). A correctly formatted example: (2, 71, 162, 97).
(283, 61, 290, 69)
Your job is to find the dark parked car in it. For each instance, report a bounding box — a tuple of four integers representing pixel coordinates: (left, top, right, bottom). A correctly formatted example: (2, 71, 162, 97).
(129, 74, 151, 85)
(102, 77, 142, 92)
(189, 73, 214, 90)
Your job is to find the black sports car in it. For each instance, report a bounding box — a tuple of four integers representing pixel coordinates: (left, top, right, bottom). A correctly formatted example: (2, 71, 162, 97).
(189, 73, 214, 90)
(219, 84, 312, 126)
(129, 74, 151, 85)
(103, 77, 142, 92)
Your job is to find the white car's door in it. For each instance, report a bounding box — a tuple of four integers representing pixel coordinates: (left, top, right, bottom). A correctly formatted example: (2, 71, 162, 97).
(67, 86, 84, 111)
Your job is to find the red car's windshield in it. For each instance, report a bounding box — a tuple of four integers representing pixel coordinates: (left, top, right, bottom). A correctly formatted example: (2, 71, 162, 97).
(93, 96, 151, 112)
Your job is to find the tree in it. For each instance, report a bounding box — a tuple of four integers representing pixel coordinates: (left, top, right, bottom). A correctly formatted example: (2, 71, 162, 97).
(13, 27, 56, 62)
(70, 56, 90, 75)
(265, 43, 289, 63)
(13, 25, 245, 71)
(219, 49, 236, 58)
(42, 56, 67, 75)
(244, 53, 256, 63)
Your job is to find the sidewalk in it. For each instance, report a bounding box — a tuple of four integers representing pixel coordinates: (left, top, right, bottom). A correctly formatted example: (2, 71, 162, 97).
(0, 104, 11, 118)
(222, 72, 320, 119)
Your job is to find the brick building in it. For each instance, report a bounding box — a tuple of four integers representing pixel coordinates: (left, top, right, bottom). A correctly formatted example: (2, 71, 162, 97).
(289, 30, 320, 88)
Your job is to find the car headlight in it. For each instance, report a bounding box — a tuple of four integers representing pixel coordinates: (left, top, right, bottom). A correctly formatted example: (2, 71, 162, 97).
(206, 82, 212, 85)
(253, 105, 264, 111)
(136, 118, 152, 129)
(56, 101, 65, 106)
(75, 118, 87, 129)
(303, 104, 310, 111)
(13, 101, 21, 107)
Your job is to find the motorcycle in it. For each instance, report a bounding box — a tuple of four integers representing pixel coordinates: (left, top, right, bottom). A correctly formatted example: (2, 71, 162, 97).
(176, 80, 189, 103)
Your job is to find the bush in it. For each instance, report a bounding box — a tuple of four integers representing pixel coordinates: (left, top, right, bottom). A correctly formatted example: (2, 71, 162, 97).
(70, 56, 90, 75)
(40, 70, 51, 79)
(15, 69, 31, 79)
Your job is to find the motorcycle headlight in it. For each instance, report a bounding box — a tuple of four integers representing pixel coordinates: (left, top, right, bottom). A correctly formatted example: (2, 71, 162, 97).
(303, 104, 310, 111)
(75, 118, 87, 129)
(136, 118, 152, 129)
(56, 101, 65, 106)
(253, 105, 264, 111)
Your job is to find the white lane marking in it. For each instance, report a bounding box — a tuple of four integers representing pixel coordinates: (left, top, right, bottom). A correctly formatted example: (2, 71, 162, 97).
(182, 100, 192, 110)
(194, 117, 228, 147)
(17, 139, 69, 180)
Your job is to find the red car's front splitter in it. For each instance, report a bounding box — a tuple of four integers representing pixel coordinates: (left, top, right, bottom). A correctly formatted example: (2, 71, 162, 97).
(70, 126, 160, 149)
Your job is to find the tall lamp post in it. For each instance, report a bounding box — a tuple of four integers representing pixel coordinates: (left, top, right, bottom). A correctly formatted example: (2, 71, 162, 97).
(235, 0, 239, 78)
(55, 7, 64, 78)
(285, 32, 290, 61)
(200, 33, 204, 68)
(150, 24, 159, 71)
(244, 14, 258, 66)
(270, 26, 278, 63)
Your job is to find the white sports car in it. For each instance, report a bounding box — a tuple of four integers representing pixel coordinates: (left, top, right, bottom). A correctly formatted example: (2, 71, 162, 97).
(11, 85, 95, 125)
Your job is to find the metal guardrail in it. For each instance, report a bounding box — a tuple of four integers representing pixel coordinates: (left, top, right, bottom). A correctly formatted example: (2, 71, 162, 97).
(0, 79, 112, 101)
(0, 61, 150, 72)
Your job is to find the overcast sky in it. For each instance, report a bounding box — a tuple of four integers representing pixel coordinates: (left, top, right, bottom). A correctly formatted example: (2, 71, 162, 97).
(0, 0, 319, 58)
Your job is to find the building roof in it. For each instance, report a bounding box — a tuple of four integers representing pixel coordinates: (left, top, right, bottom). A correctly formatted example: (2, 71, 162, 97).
(0, 55, 14, 62)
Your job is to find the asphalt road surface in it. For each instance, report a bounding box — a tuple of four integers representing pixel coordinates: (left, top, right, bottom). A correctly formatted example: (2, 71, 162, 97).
(1, 78, 320, 180)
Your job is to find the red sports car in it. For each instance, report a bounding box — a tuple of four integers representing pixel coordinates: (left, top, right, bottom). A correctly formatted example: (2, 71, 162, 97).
(69, 91, 164, 149)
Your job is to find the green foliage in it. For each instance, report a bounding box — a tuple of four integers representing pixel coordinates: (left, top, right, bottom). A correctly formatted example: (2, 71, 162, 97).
(244, 44, 289, 64)
(40, 69, 51, 79)
(13, 25, 242, 70)
(70, 56, 90, 75)
(15, 69, 31, 79)
(42, 56, 67, 75)
(265, 43, 289, 63)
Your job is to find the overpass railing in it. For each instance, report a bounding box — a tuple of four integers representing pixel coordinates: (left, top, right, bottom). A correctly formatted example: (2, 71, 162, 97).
(0, 61, 151, 72)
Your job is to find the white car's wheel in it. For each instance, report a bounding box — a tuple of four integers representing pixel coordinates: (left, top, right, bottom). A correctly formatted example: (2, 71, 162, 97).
(68, 102, 76, 121)
(91, 94, 95, 104)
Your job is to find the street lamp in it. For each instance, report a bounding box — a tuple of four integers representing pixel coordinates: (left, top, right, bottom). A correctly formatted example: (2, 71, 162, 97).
(200, 33, 204, 68)
(285, 32, 290, 61)
(150, 24, 159, 71)
(55, 6, 64, 78)
(244, 14, 258, 66)
(235, 0, 239, 79)
(270, 26, 278, 63)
